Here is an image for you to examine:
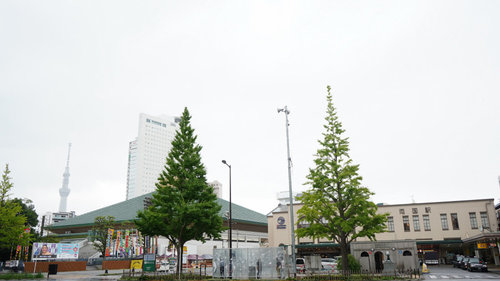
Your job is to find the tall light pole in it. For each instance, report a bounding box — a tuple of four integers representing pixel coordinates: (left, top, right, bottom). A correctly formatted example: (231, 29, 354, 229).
(222, 160, 232, 278)
(277, 106, 296, 276)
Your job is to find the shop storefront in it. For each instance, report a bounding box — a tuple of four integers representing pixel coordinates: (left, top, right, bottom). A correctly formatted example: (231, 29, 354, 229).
(463, 233, 500, 265)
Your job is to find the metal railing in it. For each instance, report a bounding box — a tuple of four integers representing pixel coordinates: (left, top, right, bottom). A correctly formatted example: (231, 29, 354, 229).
(300, 269, 421, 280)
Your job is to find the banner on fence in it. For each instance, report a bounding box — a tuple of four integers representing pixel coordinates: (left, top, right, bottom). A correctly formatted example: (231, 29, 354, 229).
(32, 242, 79, 260)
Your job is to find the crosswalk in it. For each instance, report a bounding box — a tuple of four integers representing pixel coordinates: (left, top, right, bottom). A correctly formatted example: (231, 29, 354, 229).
(427, 274, 499, 279)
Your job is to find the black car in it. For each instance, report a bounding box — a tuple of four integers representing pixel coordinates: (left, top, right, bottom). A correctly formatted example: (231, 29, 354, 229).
(453, 256, 464, 268)
(466, 257, 487, 272)
(460, 257, 470, 270)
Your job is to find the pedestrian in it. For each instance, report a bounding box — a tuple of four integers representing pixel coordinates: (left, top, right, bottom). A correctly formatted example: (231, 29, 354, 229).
(276, 257, 282, 278)
(220, 260, 225, 277)
(256, 258, 262, 279)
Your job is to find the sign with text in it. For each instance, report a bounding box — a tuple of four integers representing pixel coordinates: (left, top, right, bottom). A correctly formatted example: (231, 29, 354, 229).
(477, 243, 488, 249)
(277, 216, 286, 229)
(32, 242, 79, 260)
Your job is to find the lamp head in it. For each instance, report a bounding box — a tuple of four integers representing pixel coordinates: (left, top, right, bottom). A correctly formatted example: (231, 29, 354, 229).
(277, 107, 290, 114)
(222, 160, 227, 164)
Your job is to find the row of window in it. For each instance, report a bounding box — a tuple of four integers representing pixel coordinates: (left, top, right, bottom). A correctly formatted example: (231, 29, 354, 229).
(146, 118, 168, 127)
(387, 212, 489, 232)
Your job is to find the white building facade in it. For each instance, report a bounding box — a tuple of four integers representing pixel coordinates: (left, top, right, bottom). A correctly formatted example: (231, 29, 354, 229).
(126, 113, 180, 200)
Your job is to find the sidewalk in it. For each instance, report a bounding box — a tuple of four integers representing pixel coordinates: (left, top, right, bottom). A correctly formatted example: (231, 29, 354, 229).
(0, 269, 125, 280)
(46, 269, 124, 280)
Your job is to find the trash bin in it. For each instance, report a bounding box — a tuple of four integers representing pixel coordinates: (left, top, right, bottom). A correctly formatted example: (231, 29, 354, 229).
(48, 264, 58, 275)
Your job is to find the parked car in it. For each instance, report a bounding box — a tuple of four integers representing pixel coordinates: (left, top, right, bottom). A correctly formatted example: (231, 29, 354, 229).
(466, 257, 487, 272)
(321, 258, 337, 272)
(452, 255, 464, 268)
(460, 257, 470, 270)
(296, 258, 306, 273)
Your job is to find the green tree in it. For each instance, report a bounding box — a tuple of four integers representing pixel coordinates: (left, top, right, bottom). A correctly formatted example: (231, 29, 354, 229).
(135, 107, 223, 276)
(296, 86, 387, 273)
(0, 164, 28, 256)
(91, 216, 115, 258)
(12, 198, 39, 228)
(337, 254, 361, 271)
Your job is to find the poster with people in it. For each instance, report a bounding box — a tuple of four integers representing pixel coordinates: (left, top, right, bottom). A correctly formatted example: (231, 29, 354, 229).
(32, 242, 79, 260)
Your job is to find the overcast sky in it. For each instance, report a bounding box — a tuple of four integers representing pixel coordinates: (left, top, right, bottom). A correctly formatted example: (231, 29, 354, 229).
(1, 1, 499, 221)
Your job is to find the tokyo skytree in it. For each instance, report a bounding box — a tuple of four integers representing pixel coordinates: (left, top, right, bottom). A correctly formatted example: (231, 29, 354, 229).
(58, 143, 71, 212)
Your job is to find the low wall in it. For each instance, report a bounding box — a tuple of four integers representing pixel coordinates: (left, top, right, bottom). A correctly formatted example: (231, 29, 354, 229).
(103, 260, 131, 270)
(24, 261, 87, 272)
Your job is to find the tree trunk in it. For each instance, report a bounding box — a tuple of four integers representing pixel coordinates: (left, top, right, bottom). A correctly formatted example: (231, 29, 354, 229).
(340, 236, 349, 274)
(176, 245, 182, 278)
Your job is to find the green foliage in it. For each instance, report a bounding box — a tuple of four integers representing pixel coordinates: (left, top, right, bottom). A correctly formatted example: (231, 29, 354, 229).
(296, 86, 387, 272)
(0, 273, 44, 279)
(91, 215, 115, 257)
(0, 164, 29, 250)
(337, 254, 361, 271)
(11, 198, 38, 227)
(135, 108, 223, 275)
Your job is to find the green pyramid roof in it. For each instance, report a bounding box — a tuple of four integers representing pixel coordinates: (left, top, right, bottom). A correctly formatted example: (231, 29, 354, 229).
(48, 192, 267, 230)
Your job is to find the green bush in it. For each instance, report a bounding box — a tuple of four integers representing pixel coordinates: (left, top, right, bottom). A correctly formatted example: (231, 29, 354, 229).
(337, 254, 361, 271)
(0, 273, 43, 280)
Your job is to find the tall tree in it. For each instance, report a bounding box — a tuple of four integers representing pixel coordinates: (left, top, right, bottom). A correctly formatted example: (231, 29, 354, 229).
(135, 107, 223, 276)
(92, 216, 115, 258)
(296, 86, 387, 273)
(12, 198, 38, 228)
(0, 164, 28, 255)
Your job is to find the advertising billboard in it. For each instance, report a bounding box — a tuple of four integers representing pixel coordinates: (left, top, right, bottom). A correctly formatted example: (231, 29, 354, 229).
(32, 242, 80, 260)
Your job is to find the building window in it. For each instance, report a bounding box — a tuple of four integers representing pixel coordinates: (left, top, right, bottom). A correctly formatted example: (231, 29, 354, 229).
(387, 216, 395, 232)
(480, 212, 489, 229)
(399, 209, 405, 214)
(412, 208, 418, 214)
(469, 213, 478, 229)
(451, 213, 459, 230)
(423, 214, 431, 231)
(413, 215, 420, 231)
(440, 214, 449, 230)
(403, 216, 410, 232)
(425, 207, 431, 213)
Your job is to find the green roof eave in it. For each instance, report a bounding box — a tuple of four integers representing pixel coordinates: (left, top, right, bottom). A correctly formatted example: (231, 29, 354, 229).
(48, 193, 267, 230)
(46, 219, 135, 230)
(224, 218, 267, 226)
(51, 232, 89, 238)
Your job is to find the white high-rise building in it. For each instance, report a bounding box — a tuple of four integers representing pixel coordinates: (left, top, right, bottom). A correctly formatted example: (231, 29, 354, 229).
(126, 113, 180, 200)
(208, 180, 223, 198)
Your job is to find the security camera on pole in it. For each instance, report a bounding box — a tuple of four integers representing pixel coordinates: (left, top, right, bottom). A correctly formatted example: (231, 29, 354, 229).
(277, 106, 296, 277)
(222, 160, 232, 279)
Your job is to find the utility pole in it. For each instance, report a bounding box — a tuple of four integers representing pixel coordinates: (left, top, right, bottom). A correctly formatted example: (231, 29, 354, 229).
(278, 106, 296, 277)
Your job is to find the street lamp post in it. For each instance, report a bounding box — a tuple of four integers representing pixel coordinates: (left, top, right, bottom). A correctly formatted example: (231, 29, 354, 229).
(222, 160, 232, 279)
(277, 106, 296, 277)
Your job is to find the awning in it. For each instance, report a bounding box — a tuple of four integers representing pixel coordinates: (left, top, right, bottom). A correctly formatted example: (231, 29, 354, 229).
(296, 243, 339, 248)
(416, 240, 462, 245)
(462, 232, 500, 244)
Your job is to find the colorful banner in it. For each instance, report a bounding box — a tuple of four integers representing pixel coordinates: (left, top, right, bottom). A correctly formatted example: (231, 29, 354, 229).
(115, 231, 121, 256)
(32, 243, 79, 260)
(105, 228, 114, 257)
(125, 230, 130, 255)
